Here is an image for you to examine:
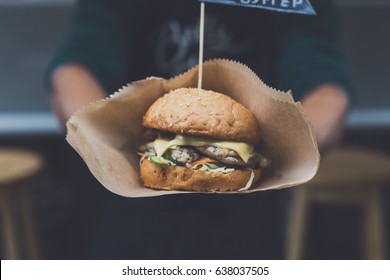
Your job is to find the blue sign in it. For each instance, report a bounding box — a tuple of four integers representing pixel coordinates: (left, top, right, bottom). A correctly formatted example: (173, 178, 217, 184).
(200, 0, 316, 15)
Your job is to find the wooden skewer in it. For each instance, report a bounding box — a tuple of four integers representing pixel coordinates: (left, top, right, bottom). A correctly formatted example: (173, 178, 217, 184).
(198, 2, 205, 89)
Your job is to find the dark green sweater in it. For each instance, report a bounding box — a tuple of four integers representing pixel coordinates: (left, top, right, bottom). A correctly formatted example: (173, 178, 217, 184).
(48, 0, 352, 100)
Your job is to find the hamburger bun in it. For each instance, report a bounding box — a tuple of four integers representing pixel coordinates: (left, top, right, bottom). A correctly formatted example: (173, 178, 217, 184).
(143, 88, 261, 145)
(140, 158, 261, 192)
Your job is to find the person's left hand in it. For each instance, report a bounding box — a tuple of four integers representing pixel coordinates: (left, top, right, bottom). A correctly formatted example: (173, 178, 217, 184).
(301, 84, 349, 153)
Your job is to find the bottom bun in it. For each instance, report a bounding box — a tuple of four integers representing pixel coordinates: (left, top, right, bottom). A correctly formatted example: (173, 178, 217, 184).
(140, 159, 261, 192)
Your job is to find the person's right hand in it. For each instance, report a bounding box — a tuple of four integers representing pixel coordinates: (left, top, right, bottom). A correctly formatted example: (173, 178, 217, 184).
(51, 64, 107, 128)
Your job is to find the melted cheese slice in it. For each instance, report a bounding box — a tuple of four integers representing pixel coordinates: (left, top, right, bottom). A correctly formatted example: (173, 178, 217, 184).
(154, 134, 254, 162)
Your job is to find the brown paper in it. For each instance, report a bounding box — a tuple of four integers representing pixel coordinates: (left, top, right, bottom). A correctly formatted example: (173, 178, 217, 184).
(66, 59, 320, 197)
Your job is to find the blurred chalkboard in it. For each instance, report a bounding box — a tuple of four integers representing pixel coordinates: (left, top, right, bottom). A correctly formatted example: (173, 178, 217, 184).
(0, 3, 73, 112)
(337, 4, 390, 108)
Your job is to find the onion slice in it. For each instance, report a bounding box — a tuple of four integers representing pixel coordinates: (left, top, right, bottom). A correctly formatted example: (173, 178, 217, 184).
(238, 169, 254, 192)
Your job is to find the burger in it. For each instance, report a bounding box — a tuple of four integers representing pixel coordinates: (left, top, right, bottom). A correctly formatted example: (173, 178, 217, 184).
(138, 88, 270, 192)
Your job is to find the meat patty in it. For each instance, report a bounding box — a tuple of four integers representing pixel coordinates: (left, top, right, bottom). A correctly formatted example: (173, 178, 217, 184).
(195, 146, 269, 168)
(171, 147, 201, 164)
(139, 141, 270, 168)
(138, 142, 155, 153)
(139, 142, 201, 164)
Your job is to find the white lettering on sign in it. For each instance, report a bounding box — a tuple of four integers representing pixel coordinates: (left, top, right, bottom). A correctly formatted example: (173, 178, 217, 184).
(262, 0, 276, 5)
(240, 0, 304, 8)
(281, 0, 289, 8)
(293, 0, 303, 8)
(240, 0, 277, 4)
(202, 0, 316, 15)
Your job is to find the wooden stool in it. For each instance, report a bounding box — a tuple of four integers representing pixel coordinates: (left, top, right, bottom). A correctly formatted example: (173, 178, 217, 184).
(286, 147, 390, 259)
(0, 148, 43, 259)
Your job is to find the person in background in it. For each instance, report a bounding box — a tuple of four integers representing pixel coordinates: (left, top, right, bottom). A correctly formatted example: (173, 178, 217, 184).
(47, 0, 351, 259)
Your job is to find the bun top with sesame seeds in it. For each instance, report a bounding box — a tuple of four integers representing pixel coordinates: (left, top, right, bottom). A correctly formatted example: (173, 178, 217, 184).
(142, 88, 261, 144)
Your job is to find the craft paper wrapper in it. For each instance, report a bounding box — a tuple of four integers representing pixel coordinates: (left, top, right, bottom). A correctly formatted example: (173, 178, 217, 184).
(66, 59, 320, 197)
